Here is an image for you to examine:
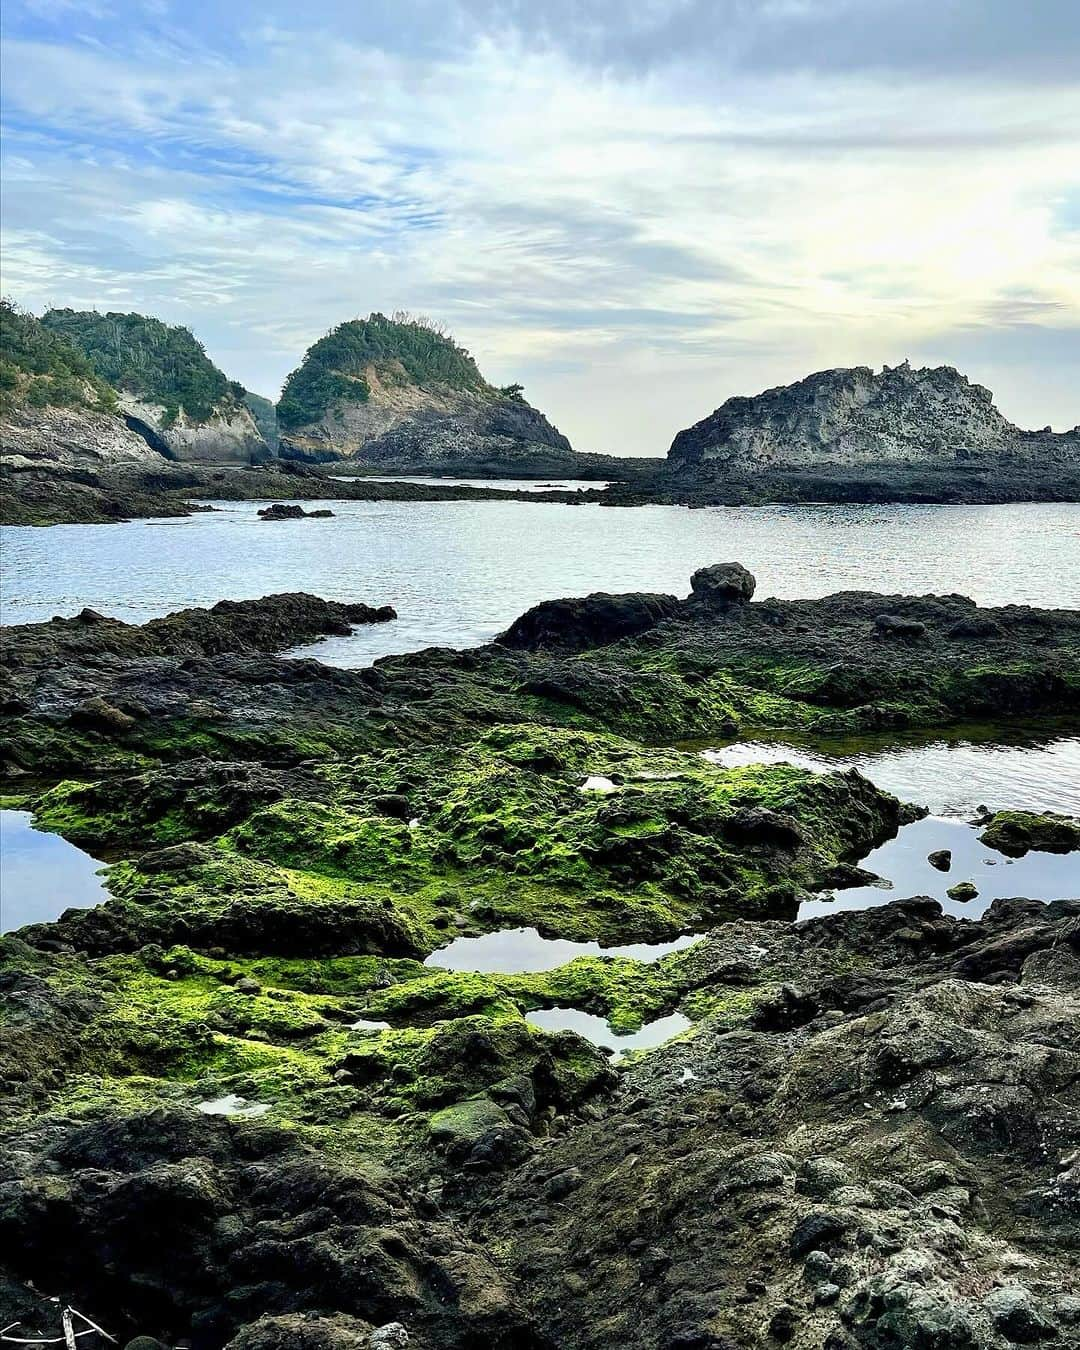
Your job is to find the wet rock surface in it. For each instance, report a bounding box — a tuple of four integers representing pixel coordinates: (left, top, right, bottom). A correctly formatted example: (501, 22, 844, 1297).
(0, 898, 1077, 1348)
(2, 572, 1076, 778)
(1, 568, 1077, 1348)
(257, 503, 335, 520)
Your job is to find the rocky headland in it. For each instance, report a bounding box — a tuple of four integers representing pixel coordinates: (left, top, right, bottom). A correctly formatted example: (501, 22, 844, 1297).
(1, 568, 1078, 1347)
(0, 304, 269, 508)
(39, 309, 268, 465)
(654, 362, 1080, 505)
(3, 296, 1076, 523)
(275, 312, 615, 480)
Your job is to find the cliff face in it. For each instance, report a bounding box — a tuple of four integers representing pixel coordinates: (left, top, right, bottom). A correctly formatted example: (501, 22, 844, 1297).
(0, 403, 167, 472)
(118, 394, 268, 465)
(280, 366, 572, 467)
(276, 315, 575, 470)
(40, 309, 268, 465)
(668, 362, 1048, 471)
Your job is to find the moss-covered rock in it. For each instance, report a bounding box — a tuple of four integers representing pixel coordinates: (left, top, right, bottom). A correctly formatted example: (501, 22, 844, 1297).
(978, 810, 1080, 857)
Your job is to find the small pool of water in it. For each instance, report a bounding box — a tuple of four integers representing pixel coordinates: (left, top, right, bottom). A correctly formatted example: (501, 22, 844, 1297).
(526, 1008, 691, 1059)
(425, 926, 700, 974)
(0, 809, 109, 933)
(196, 1094, 271, 1118)
(800, 815, 1079, 921)
(701, 728, 1080, 816)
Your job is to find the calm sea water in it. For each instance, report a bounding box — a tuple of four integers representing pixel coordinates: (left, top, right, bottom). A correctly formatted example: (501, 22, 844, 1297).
(2, 498, 1077, 958)
(332, 475, 611, 492)
(702, 727, 1080, 816)
(2, 499, 1078, 664)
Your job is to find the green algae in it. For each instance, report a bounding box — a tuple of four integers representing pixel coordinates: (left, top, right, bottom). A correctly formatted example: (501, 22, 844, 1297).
(978, 808, 1080, 856)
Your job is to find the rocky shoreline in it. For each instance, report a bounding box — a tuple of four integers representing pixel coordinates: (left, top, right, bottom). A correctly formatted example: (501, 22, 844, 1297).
(1, 570, 1078, 1349)
(5, 444, 1079, 527)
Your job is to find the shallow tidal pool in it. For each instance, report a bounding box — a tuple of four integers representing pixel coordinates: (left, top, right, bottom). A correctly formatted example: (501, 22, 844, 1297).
(0, 808, 109, 933)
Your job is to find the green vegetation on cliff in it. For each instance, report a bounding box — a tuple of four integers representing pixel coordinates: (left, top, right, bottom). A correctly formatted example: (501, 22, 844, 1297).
(0, 299, 117, 416)
(41, 308, 244, 425)
(277, 312, 489, 430)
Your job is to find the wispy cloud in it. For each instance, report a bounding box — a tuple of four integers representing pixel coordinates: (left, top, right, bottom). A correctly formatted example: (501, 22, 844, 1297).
(2, 0, 1077, 449)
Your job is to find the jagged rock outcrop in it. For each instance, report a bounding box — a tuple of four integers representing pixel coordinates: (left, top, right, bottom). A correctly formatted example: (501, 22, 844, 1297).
(275, 313, 591, 474)
(668, 361, 1080, 481)
(0, 404, 167, 473)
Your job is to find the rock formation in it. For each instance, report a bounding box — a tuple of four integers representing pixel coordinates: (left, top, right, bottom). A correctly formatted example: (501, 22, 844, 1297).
(40, 309, 268, 465)
(666, 362, 1080, 496)
(117, 392, 267, 465)
(276, 312, 602, 475)
(0, 403, 168, 473)
(0, 574, 1077, 1348)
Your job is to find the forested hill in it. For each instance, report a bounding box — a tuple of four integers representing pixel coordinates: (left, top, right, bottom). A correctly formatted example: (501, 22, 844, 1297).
(0, 299, 117, 416)
(41, 308, 245, 426)
(277, 311, 490, 431)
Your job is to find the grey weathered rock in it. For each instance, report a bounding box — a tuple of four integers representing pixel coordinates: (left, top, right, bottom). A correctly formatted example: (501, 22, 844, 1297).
(0, 404, 167, 472)
(668, 361, 1070, 471)
(368, 1324, 410, 1350)
(119, 393, 267, 465)
(279, 353, 575, 472)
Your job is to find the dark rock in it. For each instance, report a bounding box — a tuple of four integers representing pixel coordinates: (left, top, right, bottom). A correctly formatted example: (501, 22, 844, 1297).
(257, 503, 335, 520)
(789, 1211, 849, 1258)
(979, 810, 1080, 857)
(689, 563, 756, 606)
(946, 881, 978, 902)
(875, 613, 928, 641)
(927, 849, 952, 871)
(985, 1287, 1058, 1343)
(497, 591, 681, 651)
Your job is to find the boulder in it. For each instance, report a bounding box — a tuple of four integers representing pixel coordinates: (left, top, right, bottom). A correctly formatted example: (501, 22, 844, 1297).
(689, 563, 756, 606)
(497, 591, 681, 651)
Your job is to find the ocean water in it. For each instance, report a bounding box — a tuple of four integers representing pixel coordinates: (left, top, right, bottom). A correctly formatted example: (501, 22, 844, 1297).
(2, 499, 1077, 665)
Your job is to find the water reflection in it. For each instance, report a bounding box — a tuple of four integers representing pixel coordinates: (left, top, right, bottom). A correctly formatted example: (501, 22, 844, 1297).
(701, 728, 1080, 816)
(0, 809, 109, 933)
(425, 926, 699, 974)
(526, 1007, 691, 1059)
(800, 816, 1078, 921)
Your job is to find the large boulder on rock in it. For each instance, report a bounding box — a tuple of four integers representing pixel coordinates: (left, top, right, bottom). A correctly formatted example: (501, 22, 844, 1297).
(497, 591, 681, 651)
(689, 563, 756, 606)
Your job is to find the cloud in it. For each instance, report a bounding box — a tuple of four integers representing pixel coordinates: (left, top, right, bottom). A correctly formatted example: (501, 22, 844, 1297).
(1, 0, 1078, 446)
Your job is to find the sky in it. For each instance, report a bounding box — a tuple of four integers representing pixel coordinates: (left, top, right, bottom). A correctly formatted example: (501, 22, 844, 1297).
(2, 0, 1078, 454)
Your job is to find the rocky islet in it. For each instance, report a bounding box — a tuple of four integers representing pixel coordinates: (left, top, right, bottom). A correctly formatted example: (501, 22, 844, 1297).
(3, 302, 1078, 525)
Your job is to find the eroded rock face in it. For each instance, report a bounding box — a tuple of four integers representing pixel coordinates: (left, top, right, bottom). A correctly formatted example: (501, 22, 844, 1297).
(668, 361, 1076, 473)
(119, 394, 269, 466)
(279, 363, 574, 471)
(0, 405, 168, 472)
